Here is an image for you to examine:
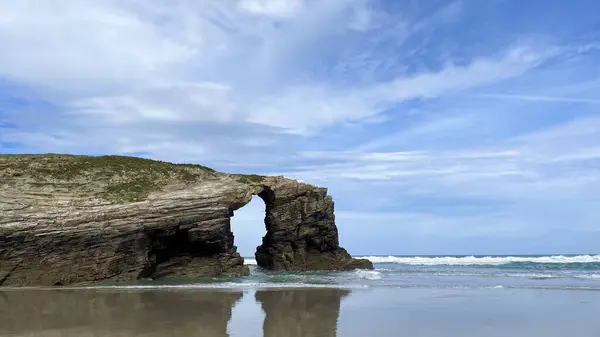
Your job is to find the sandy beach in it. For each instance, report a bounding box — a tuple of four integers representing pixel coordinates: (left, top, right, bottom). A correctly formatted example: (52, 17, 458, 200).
(1, 285, 599, 337)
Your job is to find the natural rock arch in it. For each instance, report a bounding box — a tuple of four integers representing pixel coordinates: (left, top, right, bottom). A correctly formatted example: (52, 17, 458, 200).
(0, 155, 371, 286)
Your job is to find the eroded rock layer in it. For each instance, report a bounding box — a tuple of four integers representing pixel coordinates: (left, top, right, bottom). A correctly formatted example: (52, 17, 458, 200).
(255, 179, 372, 271)
(0, 154, 372, 287)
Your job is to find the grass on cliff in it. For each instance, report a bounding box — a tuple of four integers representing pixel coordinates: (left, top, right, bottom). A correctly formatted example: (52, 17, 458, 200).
(234, 174, 265, 184)
(0, 154, 218, 203)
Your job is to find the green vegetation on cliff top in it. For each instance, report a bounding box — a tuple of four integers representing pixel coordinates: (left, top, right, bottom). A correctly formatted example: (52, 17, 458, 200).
(0, 154, 265, 203)
(234, 174, 265, 184)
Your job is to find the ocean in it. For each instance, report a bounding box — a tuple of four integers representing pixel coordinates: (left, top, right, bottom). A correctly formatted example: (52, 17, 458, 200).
(1, 254, 600, 336)
(82, 254, 599, 291)
(241, 254, 600, 291)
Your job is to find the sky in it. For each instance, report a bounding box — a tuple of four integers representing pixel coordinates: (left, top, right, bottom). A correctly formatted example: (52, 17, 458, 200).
(1, 0, 600, 255)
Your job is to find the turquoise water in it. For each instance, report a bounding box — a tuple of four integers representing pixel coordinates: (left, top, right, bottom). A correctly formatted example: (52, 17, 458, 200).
(249, 254, 600, 291)
(86, 254, 600, 291)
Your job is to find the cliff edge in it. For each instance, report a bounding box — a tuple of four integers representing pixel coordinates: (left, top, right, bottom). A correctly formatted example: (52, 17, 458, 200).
(0, 154, 372, 286)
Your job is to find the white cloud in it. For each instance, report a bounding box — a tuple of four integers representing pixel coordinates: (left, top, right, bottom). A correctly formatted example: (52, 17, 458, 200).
(273, 115, 600, 203)
(0, 0, 197, 88)
(412, 1, 463, 32)
(237, 0, 303, 18)
(355, 115, 479, 152)
(475, 93, 600, 104)
(69, 82, 236, 123)
(335, 210, 536, 237)
(246, 45, 549, 132)
(277, 149, 528, 182)
(0, 0, 554, 136)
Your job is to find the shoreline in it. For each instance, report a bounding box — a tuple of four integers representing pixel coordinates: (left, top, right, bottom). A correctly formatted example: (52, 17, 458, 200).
(2, 286, 600, 337)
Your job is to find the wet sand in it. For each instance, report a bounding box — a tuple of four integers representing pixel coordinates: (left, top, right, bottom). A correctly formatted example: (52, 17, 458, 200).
(0, 287, 348, 337)
(1, 287, 599, 336)
(0, 288, 244, 336)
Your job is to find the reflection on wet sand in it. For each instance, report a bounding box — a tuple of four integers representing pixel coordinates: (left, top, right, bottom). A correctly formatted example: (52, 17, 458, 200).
(256, 288, 350, 337)
(0, 287, 350, 336)
(0, 289, 243, 337)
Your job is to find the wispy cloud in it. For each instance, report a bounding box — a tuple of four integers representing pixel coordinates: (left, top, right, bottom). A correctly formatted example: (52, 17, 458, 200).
(246, 44, 551, 133)
(474, 93, 600, 104)
(237, 0, 304, 18)
(0, 0, 556, 135)
(277, 115, 600, 200)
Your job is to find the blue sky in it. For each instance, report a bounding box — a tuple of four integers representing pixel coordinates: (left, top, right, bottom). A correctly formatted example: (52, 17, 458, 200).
(1, 0, 600, 255)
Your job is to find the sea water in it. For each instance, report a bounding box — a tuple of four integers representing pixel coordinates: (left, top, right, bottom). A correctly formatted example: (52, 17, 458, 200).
(77, 254, 600, 291)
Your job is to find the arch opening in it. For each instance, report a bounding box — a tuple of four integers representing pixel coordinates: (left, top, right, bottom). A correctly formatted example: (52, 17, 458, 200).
(230, 195, 267, 265)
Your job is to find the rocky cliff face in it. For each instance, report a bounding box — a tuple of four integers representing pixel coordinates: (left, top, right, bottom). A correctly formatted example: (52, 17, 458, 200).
(0, 154, 372, 286)
(255, 178, 371, 271)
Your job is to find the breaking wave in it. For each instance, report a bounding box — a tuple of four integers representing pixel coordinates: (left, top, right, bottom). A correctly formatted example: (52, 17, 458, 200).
(354, 270, 383, 280)
(360, 255, 600, 266)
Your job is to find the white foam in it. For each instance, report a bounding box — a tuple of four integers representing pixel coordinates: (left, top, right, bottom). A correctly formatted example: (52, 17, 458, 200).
(574, 274, 600, 280)
(244, 258, 257, 265)
(505, 273, 556, 279)
(509, 273, 600, 280)
(354, 270, 383, 280)
(359, 255, 600, 265)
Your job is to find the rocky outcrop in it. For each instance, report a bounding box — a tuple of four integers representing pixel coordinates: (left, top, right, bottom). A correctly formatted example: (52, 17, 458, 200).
(0, 154, 372, 286)
(255, 179, 372, 271)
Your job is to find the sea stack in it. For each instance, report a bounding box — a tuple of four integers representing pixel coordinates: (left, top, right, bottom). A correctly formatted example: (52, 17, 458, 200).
(0, 154, 372, 287)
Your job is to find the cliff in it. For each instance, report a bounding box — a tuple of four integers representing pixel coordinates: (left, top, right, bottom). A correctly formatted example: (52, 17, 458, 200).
(0, 154, 372, 286)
